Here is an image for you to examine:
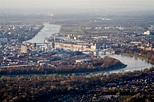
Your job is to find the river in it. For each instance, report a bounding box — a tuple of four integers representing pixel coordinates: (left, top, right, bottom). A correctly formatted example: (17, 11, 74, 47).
(26, 23, 61, 43)
(99, 54, 153, 74)
(25, 23, 153, 74)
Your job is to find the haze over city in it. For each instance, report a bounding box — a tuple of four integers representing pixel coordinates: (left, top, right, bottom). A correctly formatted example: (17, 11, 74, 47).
(0, 0, 154, 14)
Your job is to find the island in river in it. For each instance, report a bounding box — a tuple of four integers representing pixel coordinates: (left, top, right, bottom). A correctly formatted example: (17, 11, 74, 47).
(0, 56, 126, 75)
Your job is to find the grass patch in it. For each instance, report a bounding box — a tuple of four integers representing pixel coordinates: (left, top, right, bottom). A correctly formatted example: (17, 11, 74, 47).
(119, 95, 133, 99)
(60, 25, 83, 35)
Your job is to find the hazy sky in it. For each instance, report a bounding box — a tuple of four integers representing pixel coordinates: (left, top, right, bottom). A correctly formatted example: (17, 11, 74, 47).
(0, 0, 154, 12)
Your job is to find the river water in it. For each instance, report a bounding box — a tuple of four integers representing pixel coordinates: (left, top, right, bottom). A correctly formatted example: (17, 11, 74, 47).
(26, 23, 61, 43)
(99, 54, 153, 74)
(26, 23, 153, 74)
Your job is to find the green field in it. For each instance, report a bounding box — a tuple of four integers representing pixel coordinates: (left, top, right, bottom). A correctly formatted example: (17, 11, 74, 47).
(60, 25, 83, 35)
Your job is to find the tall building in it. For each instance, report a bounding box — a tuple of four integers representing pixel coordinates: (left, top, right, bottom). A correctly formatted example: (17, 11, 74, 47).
(21, 45, 27, 53)
(46, 43, 53, 51)
(52, 36, 56, 49)
(52, 42, 55, 49)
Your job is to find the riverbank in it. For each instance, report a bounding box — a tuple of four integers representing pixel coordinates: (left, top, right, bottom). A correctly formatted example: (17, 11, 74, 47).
(0, 57, 126, 76)
(121, 53, 154, 65)
(0, 64, 126, 76)
(23, 24, 44, 42)
(26, 23, 61, 43)
(1, 53, 152, 76)
(99, 54, 153, 73)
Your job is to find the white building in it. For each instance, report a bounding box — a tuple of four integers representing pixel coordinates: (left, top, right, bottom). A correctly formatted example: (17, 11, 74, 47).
(143, 30, 150, 35)
(91, 44, 99, 51)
